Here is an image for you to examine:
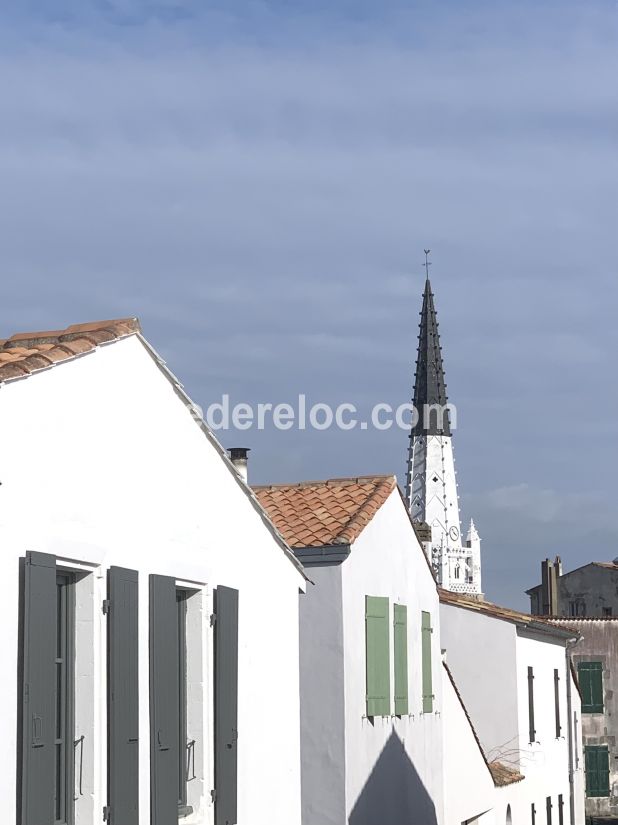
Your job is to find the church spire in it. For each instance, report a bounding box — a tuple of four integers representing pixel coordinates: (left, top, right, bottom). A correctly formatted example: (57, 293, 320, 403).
(405, 252, 483, 597)
(412, 276, 450, 436)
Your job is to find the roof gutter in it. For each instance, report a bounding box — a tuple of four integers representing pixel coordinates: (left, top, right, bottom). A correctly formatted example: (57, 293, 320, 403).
(293, 544, 351, 567)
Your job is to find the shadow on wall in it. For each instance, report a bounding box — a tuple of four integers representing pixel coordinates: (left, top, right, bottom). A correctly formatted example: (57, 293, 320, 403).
(349, 730, 438, 825)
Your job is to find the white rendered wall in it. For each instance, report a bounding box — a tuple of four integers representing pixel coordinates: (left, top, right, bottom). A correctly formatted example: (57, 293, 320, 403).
(340, 490, 445, 825)
(0, 335, 305, 825)
(515, 631, 578, 824)
(442, 664, 495, 825)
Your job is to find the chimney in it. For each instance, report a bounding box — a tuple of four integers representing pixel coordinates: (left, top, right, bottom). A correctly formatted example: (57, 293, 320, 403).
(228, 447, 250, 484)
(541, 558, 560, 616)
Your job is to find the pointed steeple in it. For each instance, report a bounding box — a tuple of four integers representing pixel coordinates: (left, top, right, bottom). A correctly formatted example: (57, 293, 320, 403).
(412, 277, 451, 436)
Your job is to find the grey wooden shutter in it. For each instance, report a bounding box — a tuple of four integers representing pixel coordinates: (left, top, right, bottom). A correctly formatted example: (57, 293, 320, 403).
(527, 666, 535, 742)
(108, 567, 139, 825)
(214, 586, 239, 825)
(21, 551, 56, 825)
(149, 575, 180, 825)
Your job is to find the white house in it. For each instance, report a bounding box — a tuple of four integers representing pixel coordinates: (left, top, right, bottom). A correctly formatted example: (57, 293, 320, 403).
(0, 318, 307, 825)
(440, 591, 585, 825)
(255, 474, 510, 825)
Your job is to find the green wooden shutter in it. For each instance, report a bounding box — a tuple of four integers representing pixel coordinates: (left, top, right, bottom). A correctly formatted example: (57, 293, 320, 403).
(578, 662, 603, 713)
(365, 596, 390, 717)
(421, 611, 433, 713)
(586, 746, 610, 797)
(393, 604, 408, 716)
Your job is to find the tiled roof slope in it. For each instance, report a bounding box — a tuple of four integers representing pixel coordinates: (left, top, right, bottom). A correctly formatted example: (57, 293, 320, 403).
(488, 761, 525, 787)
(253, 475, 396, 548)
(0, 319, 140, 383)
(439, 589, 579, 639)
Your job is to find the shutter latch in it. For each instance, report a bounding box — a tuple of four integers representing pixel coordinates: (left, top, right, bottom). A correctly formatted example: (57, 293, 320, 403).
(210, 613, 217, 627)
(102, 600, 111, 615)
(211, 788, 217, 803)
(103, 805, 111, 821)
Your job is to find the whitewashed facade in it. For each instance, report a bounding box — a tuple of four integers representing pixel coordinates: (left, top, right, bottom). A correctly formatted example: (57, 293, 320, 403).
(440, 595, 585, 824)
(256, 476, 506, 825)
(0, 321, 306, 825)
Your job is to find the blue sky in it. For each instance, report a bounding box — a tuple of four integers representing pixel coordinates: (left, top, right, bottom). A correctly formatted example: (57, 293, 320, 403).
(1, 0, 617, 607)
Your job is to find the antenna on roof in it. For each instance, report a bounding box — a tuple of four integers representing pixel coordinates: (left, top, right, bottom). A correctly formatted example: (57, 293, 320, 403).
(423, 249, 431, 281)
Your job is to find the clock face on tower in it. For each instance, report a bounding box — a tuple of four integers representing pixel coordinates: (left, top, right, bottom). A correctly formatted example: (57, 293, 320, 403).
(449, 526, 460, 541)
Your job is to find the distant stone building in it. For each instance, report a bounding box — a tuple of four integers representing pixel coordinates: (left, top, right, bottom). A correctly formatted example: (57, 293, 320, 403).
(551, 618, 618, 820)
(526, 557, 618, 618)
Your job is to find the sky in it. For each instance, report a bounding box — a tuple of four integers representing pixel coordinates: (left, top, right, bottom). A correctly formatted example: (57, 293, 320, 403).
(0, 0, 617, 608)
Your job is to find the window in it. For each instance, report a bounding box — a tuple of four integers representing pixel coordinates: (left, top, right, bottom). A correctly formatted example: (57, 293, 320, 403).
(558, 795, 564, 825)
(569, 600, 586, 617)
(554, 669, 561, 738)
(585, 745, 610, 797)
(578, 661, 603, 713)
(55, 573, 75, 825)
(393, 604, 408, 716)
(603, 607, 613, 617)
(528, 666, 536, 742)
(421, 611, 434, 713)
(546, 796, 552, 825)
(365, 596, 390, 716)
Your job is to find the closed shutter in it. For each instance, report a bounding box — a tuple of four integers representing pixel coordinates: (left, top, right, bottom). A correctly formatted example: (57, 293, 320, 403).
(578, 661, 603, 713)
(214, 586, 239, 825)
(554, 669, 561, 738)
(108, 567, 139, 825)
(421, 611, 433, 713)
(365, 596, 390, 717)
(21, 552, 56, 825)
(527, 666, 535, 742)
(586, 746, 610, 797)
(149, 575, 180, 825)
(393, 604, 408, 716)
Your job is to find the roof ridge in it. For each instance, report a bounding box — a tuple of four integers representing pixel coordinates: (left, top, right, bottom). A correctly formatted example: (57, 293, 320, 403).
(0, 318, 141, 383)
(253, 474, 394, 491)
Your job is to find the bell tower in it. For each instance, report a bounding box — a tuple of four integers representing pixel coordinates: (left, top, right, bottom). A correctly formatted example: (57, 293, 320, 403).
(405, 254, 482, 596)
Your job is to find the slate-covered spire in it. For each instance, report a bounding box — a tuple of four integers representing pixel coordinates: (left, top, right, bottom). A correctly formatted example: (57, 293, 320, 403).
(412, 277, 451, 436)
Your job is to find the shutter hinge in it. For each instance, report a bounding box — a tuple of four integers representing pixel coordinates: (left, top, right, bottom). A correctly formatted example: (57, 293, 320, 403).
(210, 613, 217, 627)
(211, 788, 217, 803)
(103, 805, 111, 821)
(102, 600, 111, 615)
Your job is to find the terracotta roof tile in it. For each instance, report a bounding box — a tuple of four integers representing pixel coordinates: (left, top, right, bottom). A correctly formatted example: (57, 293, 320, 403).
(253, 475, 396, 548)
(0, 318, 141, 384)
(488, 761, 525, 787)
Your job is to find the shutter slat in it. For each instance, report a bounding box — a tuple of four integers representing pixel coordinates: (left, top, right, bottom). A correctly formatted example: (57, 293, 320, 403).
(149, 575, 180, 825)
(108, 567, 139, 825)
(365, 596, 390, 717)
(393, 604, 408, 716)
(421, 611, 433, 713)
(21, 552, 56, 825)
(214, 586, 239, 825)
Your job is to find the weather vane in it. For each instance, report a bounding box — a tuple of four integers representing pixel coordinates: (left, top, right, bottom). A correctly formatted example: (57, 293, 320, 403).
(423, 249, 431, 279)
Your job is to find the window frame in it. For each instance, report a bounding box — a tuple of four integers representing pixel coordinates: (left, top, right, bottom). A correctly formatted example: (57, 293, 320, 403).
(176, 589, 192, 818)
(55, 572, 75, 825)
